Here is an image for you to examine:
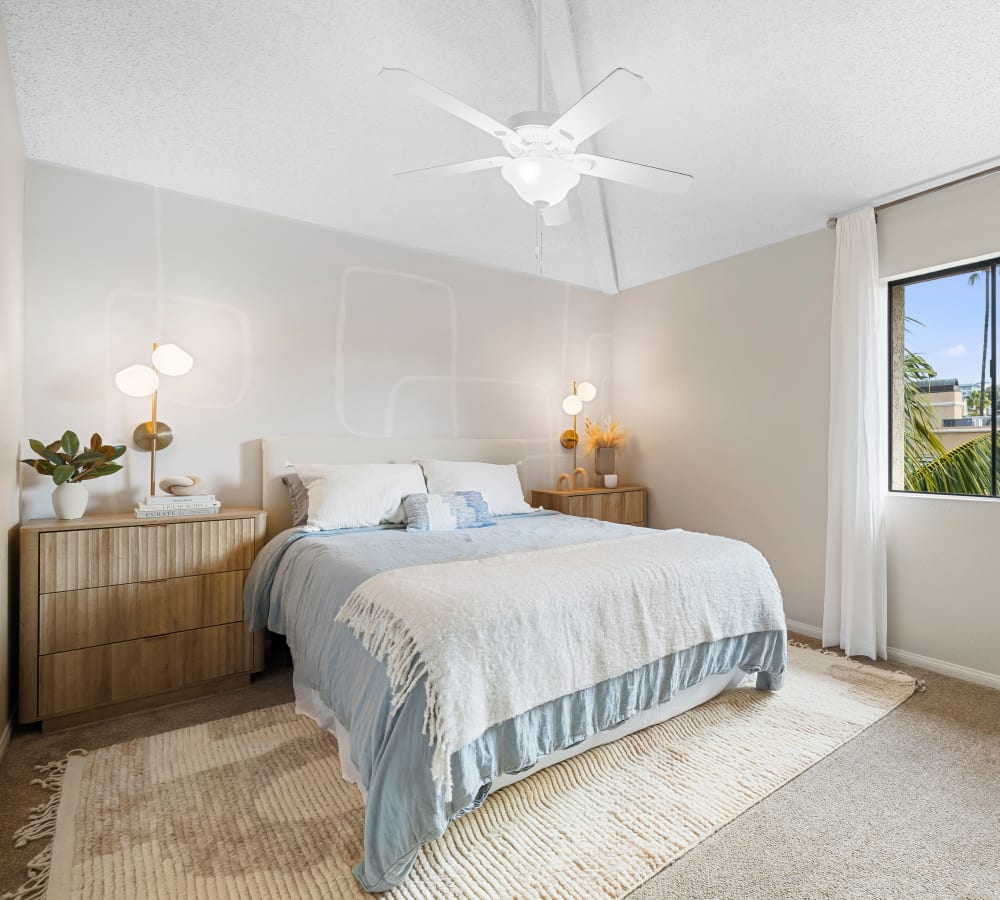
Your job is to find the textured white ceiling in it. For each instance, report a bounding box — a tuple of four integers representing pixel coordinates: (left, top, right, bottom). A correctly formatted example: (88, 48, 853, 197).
(3, 0, 1000, 292)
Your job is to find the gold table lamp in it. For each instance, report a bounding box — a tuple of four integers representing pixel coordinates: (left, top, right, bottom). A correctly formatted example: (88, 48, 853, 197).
(115, 342, 194, 495)
(559, 380, 597, 470)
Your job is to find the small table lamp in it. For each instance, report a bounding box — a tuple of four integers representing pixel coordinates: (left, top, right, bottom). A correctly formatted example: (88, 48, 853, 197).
(559, 380, 597, 470)
(115, 342, 194, 495)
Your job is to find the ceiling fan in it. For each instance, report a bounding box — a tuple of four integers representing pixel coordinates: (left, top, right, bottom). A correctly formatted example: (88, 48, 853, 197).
(381, 2, 693, 227)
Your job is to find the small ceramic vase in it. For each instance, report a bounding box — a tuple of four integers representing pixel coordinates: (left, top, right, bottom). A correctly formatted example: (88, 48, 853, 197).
(595, 447, 616, 478)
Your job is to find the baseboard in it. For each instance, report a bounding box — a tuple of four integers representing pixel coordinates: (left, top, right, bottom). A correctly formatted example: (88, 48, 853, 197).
(785, 618, 1000, 691)
(0, 715, 11, 766)
(885, 646, 1000, 692)
(785, 618, 822, 639)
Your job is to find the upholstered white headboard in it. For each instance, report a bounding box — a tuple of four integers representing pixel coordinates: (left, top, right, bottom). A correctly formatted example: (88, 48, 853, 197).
(261, 436, 529, 535)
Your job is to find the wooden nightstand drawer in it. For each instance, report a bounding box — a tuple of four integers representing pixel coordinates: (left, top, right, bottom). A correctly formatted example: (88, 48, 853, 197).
(566, 492, 620, 521)
(532, 486, 647, 527)
(39, 571, 246, 654)
(38, 518, 256, 592)
(622, 490, 646, 525)
(37, 622, 251, 718)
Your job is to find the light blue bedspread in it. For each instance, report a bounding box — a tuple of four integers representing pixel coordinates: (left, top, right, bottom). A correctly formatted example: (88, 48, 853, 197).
(244, 513, 787, 892)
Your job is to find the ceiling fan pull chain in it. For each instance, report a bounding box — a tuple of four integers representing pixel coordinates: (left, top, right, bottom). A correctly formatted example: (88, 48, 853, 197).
(535, 209, 544, 276)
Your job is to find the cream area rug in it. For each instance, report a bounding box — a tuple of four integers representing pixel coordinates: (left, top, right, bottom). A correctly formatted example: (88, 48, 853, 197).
(5, 645, 915, 900)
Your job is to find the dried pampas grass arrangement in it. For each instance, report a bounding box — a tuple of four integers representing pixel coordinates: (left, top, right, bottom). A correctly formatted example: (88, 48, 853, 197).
(583, 417, 627, 455)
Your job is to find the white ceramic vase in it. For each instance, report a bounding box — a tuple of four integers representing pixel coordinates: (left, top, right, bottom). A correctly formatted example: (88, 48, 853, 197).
(52, 482, 88, 520)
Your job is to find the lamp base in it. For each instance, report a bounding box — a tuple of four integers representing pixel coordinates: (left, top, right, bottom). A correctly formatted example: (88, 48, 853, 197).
(133, 421, 174, 451)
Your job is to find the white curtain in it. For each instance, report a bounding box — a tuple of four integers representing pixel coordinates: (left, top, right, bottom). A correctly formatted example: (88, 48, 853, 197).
(822, 207, 887, 660)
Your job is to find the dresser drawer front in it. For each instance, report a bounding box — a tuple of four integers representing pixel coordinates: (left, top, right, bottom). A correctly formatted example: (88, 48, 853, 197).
(38, 623, 251, 717)
(38, 518, 256, 592)
(39, 571, 246, 655)
(623, 490, 646, 525)
(566, 493, 616, 521)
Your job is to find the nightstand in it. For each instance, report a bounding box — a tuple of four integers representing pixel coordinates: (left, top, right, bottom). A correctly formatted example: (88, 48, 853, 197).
(531, 486, 647, 526)
(18, 507, 267, 730)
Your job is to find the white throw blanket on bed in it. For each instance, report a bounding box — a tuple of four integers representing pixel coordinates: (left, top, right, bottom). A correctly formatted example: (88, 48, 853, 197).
(336, 529, 785, 799)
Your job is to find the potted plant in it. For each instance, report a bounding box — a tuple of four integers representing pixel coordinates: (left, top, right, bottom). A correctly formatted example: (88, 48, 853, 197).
(21, 431, 126, 519)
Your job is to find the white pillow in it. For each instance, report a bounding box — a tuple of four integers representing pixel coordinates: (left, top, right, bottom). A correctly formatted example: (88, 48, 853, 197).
(292, 463, 427, 530)
(415, 459, 532, 516)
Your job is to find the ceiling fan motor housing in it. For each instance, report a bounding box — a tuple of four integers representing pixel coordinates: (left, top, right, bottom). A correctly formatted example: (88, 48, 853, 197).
(503, 110, 575, 156)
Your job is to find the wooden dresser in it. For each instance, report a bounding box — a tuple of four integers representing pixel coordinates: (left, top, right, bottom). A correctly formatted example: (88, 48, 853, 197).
(531, 485, 647, 526)
(19, 508, 267, 730)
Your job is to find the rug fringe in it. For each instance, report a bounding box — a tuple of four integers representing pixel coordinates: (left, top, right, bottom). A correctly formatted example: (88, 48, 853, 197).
(1, 750, 87, 900)
(788, 639, 927, 693)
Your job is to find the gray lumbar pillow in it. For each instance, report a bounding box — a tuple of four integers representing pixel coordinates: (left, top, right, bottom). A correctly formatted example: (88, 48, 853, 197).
(282, 473, 309, 527)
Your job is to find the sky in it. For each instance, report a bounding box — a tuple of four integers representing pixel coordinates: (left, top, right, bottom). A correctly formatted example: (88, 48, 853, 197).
(904, 268, 993, 387)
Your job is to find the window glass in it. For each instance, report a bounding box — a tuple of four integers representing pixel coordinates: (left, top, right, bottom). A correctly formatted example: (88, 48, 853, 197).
(890, 264, 995, 496)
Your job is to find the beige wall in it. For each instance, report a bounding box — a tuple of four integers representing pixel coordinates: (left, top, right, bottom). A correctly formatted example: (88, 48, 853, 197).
(21, 162, 614, 522)
(879, 172, 1000, 682)
(879, 171, 1000, 279)
(612, 228, 835, 628)
(0, 17, 23, 744)
(615, 172, 1000, 684)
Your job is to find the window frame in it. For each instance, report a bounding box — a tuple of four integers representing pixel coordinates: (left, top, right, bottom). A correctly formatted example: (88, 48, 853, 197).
(888, 257, 1000, 497)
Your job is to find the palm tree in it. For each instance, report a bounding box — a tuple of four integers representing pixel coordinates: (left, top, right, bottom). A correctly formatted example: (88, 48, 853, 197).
(903, 346, 992, 495)
(905, 431, 991, 494)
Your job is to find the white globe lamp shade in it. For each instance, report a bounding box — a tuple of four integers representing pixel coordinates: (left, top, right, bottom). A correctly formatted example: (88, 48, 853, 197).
(562, 394, 584, 416)
(152, 343, 194, 376)
(576, 381, 597, 402)
(501, 157, 581, 208)
(115, 364, 159, 398)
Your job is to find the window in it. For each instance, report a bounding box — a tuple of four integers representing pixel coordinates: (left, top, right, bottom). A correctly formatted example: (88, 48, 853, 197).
(890, 260, 998, 495)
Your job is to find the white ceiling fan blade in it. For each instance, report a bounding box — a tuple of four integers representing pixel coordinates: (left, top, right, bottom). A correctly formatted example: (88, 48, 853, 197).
(574, 154, 693, 194)
(542, 202, 571, 227)
(395, 157, 509, 180)
(548, 68, 651, 146)
(380, 68, 521, 145)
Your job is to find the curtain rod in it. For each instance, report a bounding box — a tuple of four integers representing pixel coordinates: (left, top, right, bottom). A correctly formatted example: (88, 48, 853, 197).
(825, 163, 1000, 229)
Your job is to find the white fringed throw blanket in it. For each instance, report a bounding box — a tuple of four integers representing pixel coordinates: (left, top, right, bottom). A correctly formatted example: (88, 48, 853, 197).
(336, 530, 786, 799)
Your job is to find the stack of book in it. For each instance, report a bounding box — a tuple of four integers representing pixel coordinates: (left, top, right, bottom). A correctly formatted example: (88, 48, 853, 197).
(134, 493, 221, 519)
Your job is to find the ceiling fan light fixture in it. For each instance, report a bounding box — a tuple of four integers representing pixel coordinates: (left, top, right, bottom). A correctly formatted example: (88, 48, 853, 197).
(501, 156, 580, 208)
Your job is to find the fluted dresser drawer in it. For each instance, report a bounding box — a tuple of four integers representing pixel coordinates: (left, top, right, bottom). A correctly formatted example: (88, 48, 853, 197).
(39, 571, 245, 654)
(38, 623, 252, 718)
(38, 518, 256, 592)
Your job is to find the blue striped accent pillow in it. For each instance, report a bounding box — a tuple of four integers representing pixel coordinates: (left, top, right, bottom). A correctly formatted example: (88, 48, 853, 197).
(403, 491, 495, 531)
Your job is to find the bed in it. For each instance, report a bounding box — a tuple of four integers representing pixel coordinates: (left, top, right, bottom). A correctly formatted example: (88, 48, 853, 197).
(245, 436, 787, 892)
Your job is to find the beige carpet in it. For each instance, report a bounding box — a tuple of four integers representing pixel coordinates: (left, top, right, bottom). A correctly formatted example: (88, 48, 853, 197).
(4, 645, 915, 900)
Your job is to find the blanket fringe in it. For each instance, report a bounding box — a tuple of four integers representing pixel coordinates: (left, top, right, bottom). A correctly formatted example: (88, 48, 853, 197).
(1, 750, 87, 900)
(787, 639, 926, 693)
(337, 586, 455, 800)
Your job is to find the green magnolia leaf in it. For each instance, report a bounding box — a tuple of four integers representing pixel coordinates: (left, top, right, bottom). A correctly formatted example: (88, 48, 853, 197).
(108, 445, 126, 460)
(73, 450, 106, 466)
(29, 438, 47, 457)
(61, 430, 80, 458)
(90, 432, 102, 451)
(52, 464, 75, 485)
(80, 462, 123, 480)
